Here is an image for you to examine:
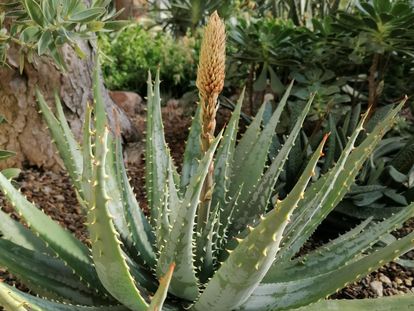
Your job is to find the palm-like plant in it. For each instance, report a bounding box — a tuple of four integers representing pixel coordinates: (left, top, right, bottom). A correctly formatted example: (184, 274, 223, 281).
(0, 11, 413, 311)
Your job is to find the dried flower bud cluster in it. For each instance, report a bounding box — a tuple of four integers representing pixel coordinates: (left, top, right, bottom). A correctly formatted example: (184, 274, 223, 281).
(196, 11, 226, 152)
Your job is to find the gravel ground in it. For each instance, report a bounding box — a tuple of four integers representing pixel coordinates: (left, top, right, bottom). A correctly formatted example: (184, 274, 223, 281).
(0, 104, 413, 306)
(0, 167, 413, 303)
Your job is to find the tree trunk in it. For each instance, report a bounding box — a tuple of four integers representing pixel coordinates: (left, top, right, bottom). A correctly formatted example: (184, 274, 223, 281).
(0, 39, 139, 170)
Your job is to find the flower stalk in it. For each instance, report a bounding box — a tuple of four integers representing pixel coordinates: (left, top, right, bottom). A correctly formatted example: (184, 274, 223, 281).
(196, 11, 226, 230)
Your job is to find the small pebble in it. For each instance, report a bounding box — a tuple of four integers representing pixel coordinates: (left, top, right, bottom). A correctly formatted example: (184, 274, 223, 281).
(370, 281, 383, 297)
(54, 194, 65, 202)
(42, 186, 52, 195)
(379, 274, 392, 286)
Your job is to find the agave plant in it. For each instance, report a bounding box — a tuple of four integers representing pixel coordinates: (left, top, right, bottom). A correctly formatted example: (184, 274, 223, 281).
(0, 12, 414, 311)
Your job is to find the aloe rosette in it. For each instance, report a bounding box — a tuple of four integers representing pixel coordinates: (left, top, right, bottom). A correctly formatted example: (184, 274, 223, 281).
(0, 11, 414, 311)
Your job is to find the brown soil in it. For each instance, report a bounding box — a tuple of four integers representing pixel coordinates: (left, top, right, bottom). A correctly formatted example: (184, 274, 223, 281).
(0, 104, 413, 305)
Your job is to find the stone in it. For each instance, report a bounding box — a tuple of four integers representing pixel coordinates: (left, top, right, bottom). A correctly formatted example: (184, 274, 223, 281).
(370, 280, 383, 297)
(54, 194, 65, 202)
(0, 42, 138, 170)
(109, 91, 143, 118)
(43, 186, 52, 195)
(379, 274, 392, 286)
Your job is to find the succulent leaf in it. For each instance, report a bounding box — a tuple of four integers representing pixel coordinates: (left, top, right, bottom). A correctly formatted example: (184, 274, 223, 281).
(36, 89, 83, 194)
(232, 100, 265, 167)
(181, 105, 203, 191)
(157, 133, 222, 301)
(279, 100, 406, 262)
(229, 93, 314, 237)
(196, 201, 221, 283)
(114, 133, 157, 268)
(229, 83, 293, 208)
(89, 128, 148, 310)
(81, 103, 94, 205)
(54, 91, 83, 176)
(156, 157, 181, 254)
(0, 209, 51, 254)
(241, 231, 414, 310)
(0, 173, 101, 290)
(296, 295, 414, 311)
(0, 282, 127, 311)
(266, 201, 414, 282)
(211, 89, 244, 220)
(0, 239, 106, 305)
(145, 71, 179, 228)
(148, 263, 176, 311)
(193, 135, 327, 310)
(91, 67, 133, 245)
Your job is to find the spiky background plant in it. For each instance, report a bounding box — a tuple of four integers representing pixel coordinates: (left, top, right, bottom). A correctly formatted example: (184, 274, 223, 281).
(0, 11, 414, 311)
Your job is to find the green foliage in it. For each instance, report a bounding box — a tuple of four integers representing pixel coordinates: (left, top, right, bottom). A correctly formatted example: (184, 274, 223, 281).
(228, 0, 414, 119)
(253, 0, 355, 24)
(337, 132, 414, 220)
(0, 62, 413, 310)
(276, 101, 414, 224)
(263, 95, 412, 210)
(0, 0, 128, 71)
(149, 0, 238, 36)
(336, 0, 414, 58)
(99, 24, 198, 95)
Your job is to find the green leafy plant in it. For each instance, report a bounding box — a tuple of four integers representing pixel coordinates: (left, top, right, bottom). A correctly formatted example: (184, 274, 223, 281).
(336, 129, 414, 220)
(289, 68, 351, 121)
(99, 24, 198, 95)
(0, 0, 128, 71)
(254, 0, 354, 26)
(228, 0, 414, 119)
(335, 0, 414, 112)
(277, 101, 414, 223)
(149, 0, 237, 36)
(0, 11, 414, 311)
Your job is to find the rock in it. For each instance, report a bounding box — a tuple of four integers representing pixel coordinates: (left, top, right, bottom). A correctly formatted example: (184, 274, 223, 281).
(0, 43, 138, 171)
(370, 280, 383, 297)
(395, 277, 403, 285)
(54, 194, 65, 202)
(404, 279, 412, 286)
(109, 91, 144, 118)
(379, 274, 392, 286)
(43, 186, 52, 195)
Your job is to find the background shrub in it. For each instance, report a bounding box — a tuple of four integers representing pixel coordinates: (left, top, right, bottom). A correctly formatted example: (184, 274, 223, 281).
(100, 24, 199, 96)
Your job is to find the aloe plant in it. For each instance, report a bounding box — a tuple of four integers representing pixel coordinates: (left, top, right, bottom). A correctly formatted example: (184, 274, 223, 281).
(1, 12, 414, 311)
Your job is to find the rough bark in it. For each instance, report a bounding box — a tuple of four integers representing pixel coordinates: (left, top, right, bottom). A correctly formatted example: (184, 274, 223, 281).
(0, 39, 139, 170)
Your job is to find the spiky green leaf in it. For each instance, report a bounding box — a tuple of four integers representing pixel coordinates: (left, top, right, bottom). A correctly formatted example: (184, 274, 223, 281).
(88, 128, 148, 310)
(193, 135, 327, 310)
(157, 133, 222, 301)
